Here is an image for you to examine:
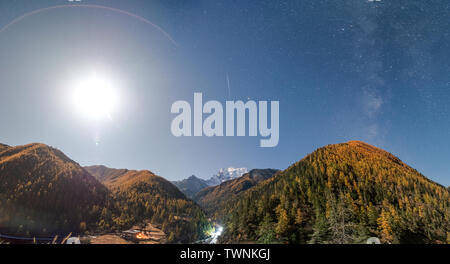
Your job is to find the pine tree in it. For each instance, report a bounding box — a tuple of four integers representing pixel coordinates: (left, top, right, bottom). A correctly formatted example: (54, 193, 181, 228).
(257, 214, 276, 244)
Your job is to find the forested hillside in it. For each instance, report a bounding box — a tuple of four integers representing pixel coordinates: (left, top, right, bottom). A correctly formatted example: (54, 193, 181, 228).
(195, 169, 279, 216)
(221, 141, 450, 244)
(0, 143, 114, 236)
(0, 144, 209, 243)
(87, 166, 210, 243)
(2, 141, 448, 244)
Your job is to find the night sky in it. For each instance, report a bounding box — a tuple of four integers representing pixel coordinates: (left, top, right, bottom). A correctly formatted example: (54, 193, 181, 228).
(0, 0, 449, 186)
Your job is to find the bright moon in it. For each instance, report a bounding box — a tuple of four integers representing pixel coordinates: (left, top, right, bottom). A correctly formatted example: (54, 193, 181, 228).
(72, 76, 119, 121)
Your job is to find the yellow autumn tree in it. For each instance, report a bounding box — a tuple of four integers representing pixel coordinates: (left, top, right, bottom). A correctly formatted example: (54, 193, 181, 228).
(377, 210, 393, 243)
(275, 205, 289, 236)
(295, 208, 303, 225)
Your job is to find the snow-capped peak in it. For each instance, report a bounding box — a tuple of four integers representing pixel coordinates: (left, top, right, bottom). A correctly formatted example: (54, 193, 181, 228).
(206, 167, 248, 186)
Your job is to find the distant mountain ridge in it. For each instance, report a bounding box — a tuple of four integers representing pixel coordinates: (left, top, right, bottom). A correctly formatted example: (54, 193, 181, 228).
(171, 175, 209, 198)
(172, 167, 249, 198)
(0, 143, 9, 152)
(84, 165, 129, 183)
(85, 165, 186, 199)
(194, 169, 279, 215)
(206, 167, 249, 186)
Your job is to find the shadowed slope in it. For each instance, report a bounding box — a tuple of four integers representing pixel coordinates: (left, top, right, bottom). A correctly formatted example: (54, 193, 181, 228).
(194, 169, 279, 215)
(0, 143, 10, 152)
(172, 175, 209, 198)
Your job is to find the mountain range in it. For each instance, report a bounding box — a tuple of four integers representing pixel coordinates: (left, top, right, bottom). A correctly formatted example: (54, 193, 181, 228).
(1, 140, 448, 244)
(0, 144, 208, 242)
(194, 169, 279, 215)
(205, 168, 249, 186)
(172, 167, 249, 198)
(171, 175, 209, 198)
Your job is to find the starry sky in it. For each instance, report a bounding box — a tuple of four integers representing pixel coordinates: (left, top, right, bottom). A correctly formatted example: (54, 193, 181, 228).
(0, 0, 449, 186)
